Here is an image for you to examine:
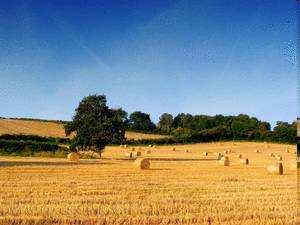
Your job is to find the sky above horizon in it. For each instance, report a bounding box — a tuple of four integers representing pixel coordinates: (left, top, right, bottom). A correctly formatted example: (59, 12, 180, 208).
(0, 0, 297, 126)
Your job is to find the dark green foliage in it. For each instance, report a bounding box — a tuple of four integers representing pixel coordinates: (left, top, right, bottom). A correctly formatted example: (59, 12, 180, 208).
(0, 139, 68, 155)
(128, 111, 156, 132)
(157, 112, 295, 144)
(157, 113, 173, 134)
(0, 134, 70, 144)
(65, 95, 126, 154)
(272, 121, 296, 143)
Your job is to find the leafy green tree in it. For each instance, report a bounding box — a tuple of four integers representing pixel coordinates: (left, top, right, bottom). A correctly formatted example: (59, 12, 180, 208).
(65, 94, 126, 157)
(272, 121, 296, 143)
(129, 111, 156, 132)
(157, 113, 173, 134)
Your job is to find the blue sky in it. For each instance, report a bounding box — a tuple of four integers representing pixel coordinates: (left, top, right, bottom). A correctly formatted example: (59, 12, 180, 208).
(0, 0, 297, 126)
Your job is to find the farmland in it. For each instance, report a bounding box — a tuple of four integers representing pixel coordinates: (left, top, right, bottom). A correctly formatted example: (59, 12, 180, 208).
(0, 119, 169, 140)
(0, 141, 296, 225)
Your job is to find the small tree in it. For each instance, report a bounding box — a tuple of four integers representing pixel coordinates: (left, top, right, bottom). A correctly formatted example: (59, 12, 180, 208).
(157, 113, 173, 134)
(65, 94, 126, 157)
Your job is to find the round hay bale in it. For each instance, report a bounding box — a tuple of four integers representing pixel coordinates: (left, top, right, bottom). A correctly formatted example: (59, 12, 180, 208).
(133, 158, 150, 170)
(224, 150, 229, 154)
(219, 156, 230, 166)
(269, 153, 275, 157)
(145, 150, 151, 154)
(255, 150, 260, 153)
(203, 152, 208, 156)
(275, 155, 282, 161)
(240, 158, 249, 165)
(215, 153, 223, 160)
(238, 154, 242, 159)
(67, 152, 80, 162)
(124, 145, 128, 148)
(267, 162, 283, 175)
(148, 144, 153, 148)
(172, 147, 176, 151)
(136, 151, 142, 157)
(131, 147, 136, 151)
(286, 149, 290, 153)
(185, 149, 190, 153)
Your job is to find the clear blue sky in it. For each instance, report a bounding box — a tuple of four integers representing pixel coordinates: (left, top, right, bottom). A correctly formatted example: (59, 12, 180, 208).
(0, 0, 297, 126)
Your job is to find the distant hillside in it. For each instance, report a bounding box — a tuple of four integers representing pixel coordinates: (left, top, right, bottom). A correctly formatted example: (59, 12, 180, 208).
(0, 119, 169, 140)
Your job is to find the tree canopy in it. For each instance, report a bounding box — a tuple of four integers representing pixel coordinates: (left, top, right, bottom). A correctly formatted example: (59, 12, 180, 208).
(65, 95, 126, 155)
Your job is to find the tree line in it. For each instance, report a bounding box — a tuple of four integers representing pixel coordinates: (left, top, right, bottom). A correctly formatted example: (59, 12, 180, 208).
(65, 95, 296, 155)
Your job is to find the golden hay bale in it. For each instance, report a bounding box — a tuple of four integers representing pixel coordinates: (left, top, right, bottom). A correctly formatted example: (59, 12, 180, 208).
(133, 158, 150, 169)
(67, 152, 80, 162)
(215, 153, 223, 160)
(172, 147, 176, 151)
(203, 152, 208, 156)
(219, 156, 230, 166)
(224, 150, 229, 154)
(240, 158, 249, 165)
(131, 147, 136, 151)
(124, 145, 128, 148)
(275, 155, 282, 161)
(185, 149, 190, 153)
(286, 149, 290, 153)
(267, 162, 283, 175)
(269, 153, 275, 157)
(125, 152, 134, 159)
(145, 150, 151, 154)
(136, 151, 142, 156)
(255, 150, 260, 153)
(238, 154, 242, 159)
(148, 144, 153, 147)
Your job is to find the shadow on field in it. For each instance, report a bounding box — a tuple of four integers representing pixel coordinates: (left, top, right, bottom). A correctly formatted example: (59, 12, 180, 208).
(149, 158, 217, 162)
(117, 158, 217, 162)
(0, 160, 113, 167)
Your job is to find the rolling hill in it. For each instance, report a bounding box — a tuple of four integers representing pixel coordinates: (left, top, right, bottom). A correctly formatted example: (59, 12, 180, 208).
(0, 118, 169, 140)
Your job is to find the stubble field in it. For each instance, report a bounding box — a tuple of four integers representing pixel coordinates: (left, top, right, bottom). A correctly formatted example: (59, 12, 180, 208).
(0, 141, 297, 225)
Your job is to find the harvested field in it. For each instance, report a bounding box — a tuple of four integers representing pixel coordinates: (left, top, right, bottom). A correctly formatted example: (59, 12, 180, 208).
(0, 141, 296, 225)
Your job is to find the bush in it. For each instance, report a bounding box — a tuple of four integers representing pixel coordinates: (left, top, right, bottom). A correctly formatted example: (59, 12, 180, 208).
(0, 140, 69, 155)
(0, 134, 70, 144)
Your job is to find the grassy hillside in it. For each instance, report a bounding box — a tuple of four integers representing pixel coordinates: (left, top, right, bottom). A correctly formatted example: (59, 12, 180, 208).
(0, 119, 169, 140)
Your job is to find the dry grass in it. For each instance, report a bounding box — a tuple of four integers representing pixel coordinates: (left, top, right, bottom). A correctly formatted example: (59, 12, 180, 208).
(0, 141, 296, 225)
(0, 119, 169, 140)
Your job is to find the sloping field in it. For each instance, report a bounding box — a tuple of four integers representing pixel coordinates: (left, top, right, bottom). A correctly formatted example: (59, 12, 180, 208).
(0, 119, 169, 140)
(0, 142, 296, 225)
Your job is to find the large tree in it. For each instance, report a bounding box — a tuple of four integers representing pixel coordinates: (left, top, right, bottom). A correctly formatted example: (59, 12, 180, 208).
(129, 111, 156, 132)
(65, 95, 126, 157)
(157, 113, 173, 134)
